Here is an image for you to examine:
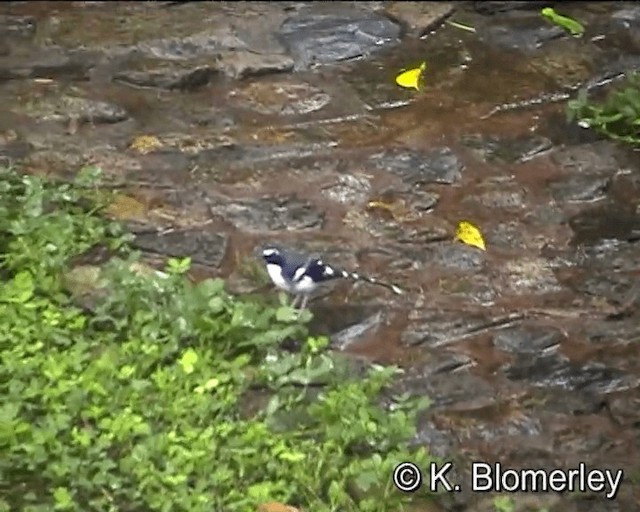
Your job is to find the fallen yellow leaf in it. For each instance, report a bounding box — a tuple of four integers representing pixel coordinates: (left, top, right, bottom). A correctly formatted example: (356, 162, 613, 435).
(455, 220, 486, 251)
(395, 62, 426, 91)
(129, 135, 162, 154)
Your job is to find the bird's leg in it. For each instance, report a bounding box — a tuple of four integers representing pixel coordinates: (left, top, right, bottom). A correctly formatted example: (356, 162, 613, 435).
(290, 294, 300, 309)
(298, 295, 309, 311)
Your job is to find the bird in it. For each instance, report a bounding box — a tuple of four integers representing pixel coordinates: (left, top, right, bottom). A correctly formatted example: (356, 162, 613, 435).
(259, 244, 404, 311)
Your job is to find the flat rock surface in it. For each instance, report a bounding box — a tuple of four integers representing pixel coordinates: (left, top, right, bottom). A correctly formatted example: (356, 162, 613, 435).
(1, 1, 639, 510)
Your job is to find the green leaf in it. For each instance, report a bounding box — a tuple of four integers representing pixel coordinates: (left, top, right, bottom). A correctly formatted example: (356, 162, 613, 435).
(541, 7, 585, 36)
(178, 348, 198, 374)
(53, 487, 73, 510)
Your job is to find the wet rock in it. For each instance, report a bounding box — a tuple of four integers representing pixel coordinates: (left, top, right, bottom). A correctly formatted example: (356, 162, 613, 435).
(438, 274, 499, 306)
(329, 309, 384, 351)
(411, 191, 440, 212)
(550, 141, 621, 176)
(461, 133, 552, 163)
(610, 6, 640, 51)
(217, 50, 294, 80)
(322, 173, 372, 205)
(471, 187, 528, 210)
(278, 8, 401, 70)
(208, 195, 325, 232)
(409, 351, 476, 376)
(493, 324, 564, 355)
(230, 80, 331, 116)
(569, 207, 640, 245)
(503, 353, 638, 394)
(477, 12, 564, 53)
(501, 257, 563, 295)
(369, 147, 464, 185)
(16, 94, 129, 124)
(133, 229, 228, 267)
(401, 372, 497, 410)
(402, 309, 510, 347)
(0, 15, 36, 39)
(550, 174, 610, 203)
(0, 50, 96, 81)
(486, 222, 529, 250)
(384, 2, 455, 37)
(113, 58, 223, 90)
(473, 2, 551, 15)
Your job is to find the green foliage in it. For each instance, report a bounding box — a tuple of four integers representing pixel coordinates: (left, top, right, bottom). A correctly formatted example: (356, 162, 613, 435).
(567, 73, 640, 146)
(0, 168, 433, 511)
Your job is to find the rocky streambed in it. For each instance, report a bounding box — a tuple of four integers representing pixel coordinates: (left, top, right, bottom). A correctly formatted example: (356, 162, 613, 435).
(1, 1, 639, 510)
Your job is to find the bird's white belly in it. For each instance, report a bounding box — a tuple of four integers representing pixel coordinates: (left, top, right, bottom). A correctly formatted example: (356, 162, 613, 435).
(266, 264, 318, 294)
(266, 264, 292, 292)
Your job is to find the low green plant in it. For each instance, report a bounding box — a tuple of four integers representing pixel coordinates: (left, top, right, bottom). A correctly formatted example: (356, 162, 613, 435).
(0, 168, 433, 512)
(567, 73, 640, 146)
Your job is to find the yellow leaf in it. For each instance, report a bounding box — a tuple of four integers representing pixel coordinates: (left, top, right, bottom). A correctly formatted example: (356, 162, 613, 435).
(395, 62, 426, 91)
(455, 221, 486, 251)
(130, 135, 162, 154)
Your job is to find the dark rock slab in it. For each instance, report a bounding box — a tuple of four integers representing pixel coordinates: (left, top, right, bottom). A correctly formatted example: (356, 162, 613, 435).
(0, 15, 36, 39)
(113, 58, 224, 90)
(569, 207, 640, 245)
(0, 50, 96, 81)
(461, 133, 552, 163)
(209, 195, 325, 233)
(398, 372, 497, 410)
(503, 353, 639, 394)
(477, 12, 564, 53)
(610, 6, 640, 52)
(133, 229, 228, 267)
(402, 309, 516, 347)
(15, 94, 128, 124)
(473, 2, 552, 15)
(549, 174, 611, 203)
(278, 8, 401, 70)
(369, 147, 464, 185)
(550, 141, 621, 176)
(493, 324, 564, 354)
(384, 2, 455, 37)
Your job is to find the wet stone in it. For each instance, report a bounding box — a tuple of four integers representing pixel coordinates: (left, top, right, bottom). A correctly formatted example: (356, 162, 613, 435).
(550, 141, 621, 176)
(402, 309, 496, 347)
(493, 324, 564, 355)
(0, 50, 96, 81)
(133, 229, 228, 268)
(610, 6, 640, 51)
(477, 12, 564, 53)
(549, 174, 610, 203)
(407, 352, 476, 377)
(230, 80, 331, 116)
(329, 309, 384, 351)
(278, 8, 401, 70)
(469, 187, 528, 210)
(400, 372, 496, 411)
(17, 95, 129, 124)
(461, 133, 552, 164)
(569, 207, 640, 245)
(384, 2, 455, 37)
(500, 257, 563, 295)
(503, 353, 638, 395)
(0, 15, 36, 38)
(472, 2, 549, 15)
(321, 173, 372, 205)
(208, 195, 325, 233)
(369, 147, 464, 185)
(113, 59, 223, 91)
